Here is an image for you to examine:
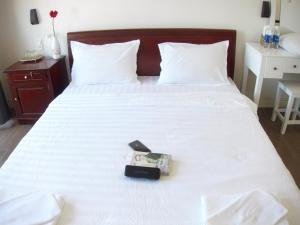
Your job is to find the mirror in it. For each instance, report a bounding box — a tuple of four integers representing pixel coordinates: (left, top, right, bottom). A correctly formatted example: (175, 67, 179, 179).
(279, 0, 300, 32)
(275, 0, 281, 24)
(269, 0, 281, 26)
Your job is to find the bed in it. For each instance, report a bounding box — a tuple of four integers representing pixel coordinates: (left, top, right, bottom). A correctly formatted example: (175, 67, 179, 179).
(0, 29, 300, 225)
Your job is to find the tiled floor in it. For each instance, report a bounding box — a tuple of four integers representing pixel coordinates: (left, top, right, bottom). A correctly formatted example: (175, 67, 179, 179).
(0, 121, 32, 166)
(258, 108, 300, 188)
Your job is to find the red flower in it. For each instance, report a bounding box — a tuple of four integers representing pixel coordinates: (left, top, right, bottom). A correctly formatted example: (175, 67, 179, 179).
(49, 10, 58, 18)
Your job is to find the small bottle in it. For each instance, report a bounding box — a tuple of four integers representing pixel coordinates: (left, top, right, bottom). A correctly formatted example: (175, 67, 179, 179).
(272, 26, 280, 49)
(264, 26, 273, 48)
(260, 34, 265, 46)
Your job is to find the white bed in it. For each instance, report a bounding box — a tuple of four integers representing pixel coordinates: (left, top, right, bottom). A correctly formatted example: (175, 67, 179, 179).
(0, 76, 300, 224)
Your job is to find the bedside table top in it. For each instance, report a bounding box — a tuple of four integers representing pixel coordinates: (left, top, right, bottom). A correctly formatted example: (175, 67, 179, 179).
(4, 56, 65, 73)
(246, 42, 300, 58)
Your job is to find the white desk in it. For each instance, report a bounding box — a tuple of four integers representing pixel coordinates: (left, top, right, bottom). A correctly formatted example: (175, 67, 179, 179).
(242, 42, 300, 105)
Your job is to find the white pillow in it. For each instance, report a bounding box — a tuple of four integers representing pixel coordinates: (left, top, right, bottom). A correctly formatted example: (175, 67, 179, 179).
(158, 41, 230, 84)
(71, 40, 140, 85)
(280, 33, 300, 56)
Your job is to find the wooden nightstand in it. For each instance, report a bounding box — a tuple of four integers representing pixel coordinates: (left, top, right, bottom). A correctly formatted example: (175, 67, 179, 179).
(4, 57, 69, 123)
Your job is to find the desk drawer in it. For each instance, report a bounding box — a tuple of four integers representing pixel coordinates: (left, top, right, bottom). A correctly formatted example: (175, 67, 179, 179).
(264, 58, 284, 78)
(285, 58, 300, 74)
(10, 71, 47, 82)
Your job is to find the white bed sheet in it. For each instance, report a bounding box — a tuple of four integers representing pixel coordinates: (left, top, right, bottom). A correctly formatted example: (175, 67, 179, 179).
(0, 78, 299, 225)
(65, 76, 240, 94)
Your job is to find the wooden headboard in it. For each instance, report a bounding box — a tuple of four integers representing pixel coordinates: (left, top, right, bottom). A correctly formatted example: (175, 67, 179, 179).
(67, 29, 236, 78)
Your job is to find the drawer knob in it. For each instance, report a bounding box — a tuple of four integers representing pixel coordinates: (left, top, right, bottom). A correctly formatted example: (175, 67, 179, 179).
(14, 97, 18, 102)
(294, 65, 297, 69)
(24, 75, 28, 79)
(273, 67, 278, 71)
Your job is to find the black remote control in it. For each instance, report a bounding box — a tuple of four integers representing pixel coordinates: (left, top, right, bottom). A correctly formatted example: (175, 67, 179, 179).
(128, 140, 151, 152)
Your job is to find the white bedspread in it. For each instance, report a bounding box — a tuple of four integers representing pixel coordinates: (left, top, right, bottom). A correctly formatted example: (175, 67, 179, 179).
(0, 80, 300, 225)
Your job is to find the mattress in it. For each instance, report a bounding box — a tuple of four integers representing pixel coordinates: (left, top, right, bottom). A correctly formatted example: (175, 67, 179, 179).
(0, 77, 300, 225)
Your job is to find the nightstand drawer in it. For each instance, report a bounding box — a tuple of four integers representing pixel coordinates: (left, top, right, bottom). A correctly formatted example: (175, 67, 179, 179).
(10, 71, 47, 82)
(264, 58, 284, 78)
(285, 59, 300, 74)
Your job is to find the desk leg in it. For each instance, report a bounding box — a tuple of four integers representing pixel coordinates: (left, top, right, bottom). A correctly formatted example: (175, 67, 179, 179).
(253, 76, 264, 106)
(292, 99, 300, 120)
(272, 85, 281, 121)
(281, 96, 294, 134)
(242, 66, 249, 94)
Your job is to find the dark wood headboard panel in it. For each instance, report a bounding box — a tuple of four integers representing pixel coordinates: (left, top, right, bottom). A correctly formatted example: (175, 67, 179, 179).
(67, 29, 236, 78)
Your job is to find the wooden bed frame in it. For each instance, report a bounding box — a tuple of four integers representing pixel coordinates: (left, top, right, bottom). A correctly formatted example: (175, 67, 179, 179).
(67, 29, 236, 78)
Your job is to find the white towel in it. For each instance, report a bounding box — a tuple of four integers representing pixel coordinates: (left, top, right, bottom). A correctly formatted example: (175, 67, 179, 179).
(201, 190, 289, 225)
(0, 188, 64, 225)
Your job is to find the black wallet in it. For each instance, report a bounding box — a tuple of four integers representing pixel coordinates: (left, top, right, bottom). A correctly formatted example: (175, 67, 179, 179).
(125, 165, 160, 180)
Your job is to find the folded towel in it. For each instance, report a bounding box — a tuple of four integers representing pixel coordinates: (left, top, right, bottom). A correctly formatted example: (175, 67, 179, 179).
(201, 190, 288, 225)
(0, 188, 64, 225)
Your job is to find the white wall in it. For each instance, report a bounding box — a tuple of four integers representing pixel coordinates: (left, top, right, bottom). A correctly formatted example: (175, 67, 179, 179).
(281, 0, 300, 32)
(0, 1, 10, 101)
(0, 0, 276, 106)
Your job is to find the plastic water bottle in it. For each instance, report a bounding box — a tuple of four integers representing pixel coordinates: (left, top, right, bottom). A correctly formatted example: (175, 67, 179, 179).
(272, 26, 280, 49)
(264, 26, 273, 48)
